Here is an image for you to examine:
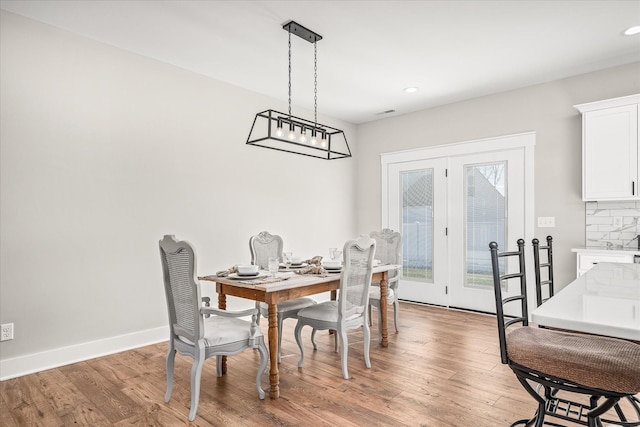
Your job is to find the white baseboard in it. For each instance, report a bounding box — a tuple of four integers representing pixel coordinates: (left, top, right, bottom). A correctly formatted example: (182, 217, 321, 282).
(0, 326, 169, 381)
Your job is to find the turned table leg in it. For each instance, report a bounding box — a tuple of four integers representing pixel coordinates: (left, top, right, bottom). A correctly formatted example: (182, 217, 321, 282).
(267, 303, 279, 398)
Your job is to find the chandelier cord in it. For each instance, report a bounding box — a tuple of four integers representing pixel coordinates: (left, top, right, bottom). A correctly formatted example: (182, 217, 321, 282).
(314, 41, 318, 127)
(288, 29, 292, 119)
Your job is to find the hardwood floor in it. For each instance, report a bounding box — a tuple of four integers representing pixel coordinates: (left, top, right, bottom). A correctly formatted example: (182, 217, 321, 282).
(0, 303, 634, 426)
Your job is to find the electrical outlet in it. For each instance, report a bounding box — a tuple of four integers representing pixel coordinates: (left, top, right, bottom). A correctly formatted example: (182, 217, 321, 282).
(1, 323, 14, 341)
(537, 216, 555, 228)
(613, 216, 623, 228)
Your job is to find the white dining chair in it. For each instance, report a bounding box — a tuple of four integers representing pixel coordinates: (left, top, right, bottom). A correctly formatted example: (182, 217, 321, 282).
(249, 231, 316, 363)
(368, 229, 402, 338)
(159, 235, 267, 421)
(294, 235, 376, 379)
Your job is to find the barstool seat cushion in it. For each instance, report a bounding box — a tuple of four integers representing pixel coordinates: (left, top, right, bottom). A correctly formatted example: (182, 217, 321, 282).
(507, 327, 640, 395)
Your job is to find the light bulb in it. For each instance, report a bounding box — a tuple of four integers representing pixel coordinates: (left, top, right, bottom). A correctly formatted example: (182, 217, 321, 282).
(288, 124, 295, 140)
(276, 126, 283, 137)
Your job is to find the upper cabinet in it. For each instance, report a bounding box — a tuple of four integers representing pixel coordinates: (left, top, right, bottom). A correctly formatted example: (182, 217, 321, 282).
(575, 94, 640, 201)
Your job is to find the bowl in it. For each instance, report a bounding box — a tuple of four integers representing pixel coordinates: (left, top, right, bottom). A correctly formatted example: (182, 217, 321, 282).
(291, 256, 303, 265)
(323, 260, 342, 269)
(237, 265, 259, 275)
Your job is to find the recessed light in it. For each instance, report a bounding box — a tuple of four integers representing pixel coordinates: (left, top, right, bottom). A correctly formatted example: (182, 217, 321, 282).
(624, 25, 640, 36)
(403, 87, 418, 93)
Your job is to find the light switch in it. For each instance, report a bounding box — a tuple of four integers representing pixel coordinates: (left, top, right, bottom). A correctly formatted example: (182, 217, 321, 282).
(538, 217, 555, 228)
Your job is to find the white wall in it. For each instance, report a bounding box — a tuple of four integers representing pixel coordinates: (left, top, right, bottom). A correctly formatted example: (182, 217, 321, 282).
(355, 61, 640, 292)
(0, 11, 357, 377)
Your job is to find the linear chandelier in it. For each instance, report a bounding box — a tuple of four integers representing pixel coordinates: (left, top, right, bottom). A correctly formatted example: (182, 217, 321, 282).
(246, 21, 351, 160)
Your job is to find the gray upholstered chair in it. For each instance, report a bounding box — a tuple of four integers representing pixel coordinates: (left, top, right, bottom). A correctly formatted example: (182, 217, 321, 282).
(249, 231, 316, 363)
(159, 235, 268, 421)
(368, 228, 402, 338)
(489, 239, 640, 427)
(294, 235, 376, 379)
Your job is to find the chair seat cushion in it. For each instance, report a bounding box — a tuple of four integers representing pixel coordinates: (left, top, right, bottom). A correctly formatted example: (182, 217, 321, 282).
(297, 300, 365, 323)
(259, 297, 316, 314)
(369, 288, 395, 305)
(201, 316, 262, 347)
(297, 301, 340, 323)
(507, 327, 640, 394)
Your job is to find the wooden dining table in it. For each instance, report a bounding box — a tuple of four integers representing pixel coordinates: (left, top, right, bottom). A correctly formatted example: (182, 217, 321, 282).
(200, 263, 401, 399)
(531, 262, 640, 341)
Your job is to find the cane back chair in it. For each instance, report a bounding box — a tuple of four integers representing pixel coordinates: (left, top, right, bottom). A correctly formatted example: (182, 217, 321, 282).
(294, 235, 376, 379)
(159, 235, 268, 421)
(249, 231, 316, 363)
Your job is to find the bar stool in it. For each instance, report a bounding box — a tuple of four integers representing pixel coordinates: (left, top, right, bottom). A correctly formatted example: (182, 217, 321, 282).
(532, 236, 554, 307)
(489, 239, 640, 427)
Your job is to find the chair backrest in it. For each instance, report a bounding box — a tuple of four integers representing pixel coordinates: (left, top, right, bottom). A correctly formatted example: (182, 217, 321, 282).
(249, 231, 283, 269)
(339, 235, 377, 321)
(489, 239, 528, 364)
(532, 236, 554, 307)
(370, 228, 402, 285)
(159, 235, 203, 344)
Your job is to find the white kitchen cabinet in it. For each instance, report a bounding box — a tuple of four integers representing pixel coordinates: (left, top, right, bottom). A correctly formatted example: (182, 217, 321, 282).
(575, 94, 640, 201)
(572, 248, 638, 277)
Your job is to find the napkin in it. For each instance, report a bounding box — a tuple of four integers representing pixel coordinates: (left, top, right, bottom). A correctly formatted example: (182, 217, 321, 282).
(215, 266, 238, 277)
(295, 264, 328, 275)
(305, 256, 323, 266)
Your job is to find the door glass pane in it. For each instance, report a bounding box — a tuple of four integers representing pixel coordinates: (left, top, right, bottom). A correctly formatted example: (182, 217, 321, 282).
(401, 169, 433, 282)
(465, 162, 506, 287)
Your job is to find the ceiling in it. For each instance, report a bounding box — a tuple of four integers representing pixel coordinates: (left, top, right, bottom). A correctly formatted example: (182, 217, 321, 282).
(1, 0, 639, 124)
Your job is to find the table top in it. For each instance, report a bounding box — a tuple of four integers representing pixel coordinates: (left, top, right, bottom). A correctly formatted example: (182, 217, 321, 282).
(203, 263, 402, 294)
(531, 262, 640, 341)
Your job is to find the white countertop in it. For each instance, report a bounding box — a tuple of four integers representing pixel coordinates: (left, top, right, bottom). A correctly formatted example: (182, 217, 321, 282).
(571, 247, 640, 256)
(531, 262, 640, 341)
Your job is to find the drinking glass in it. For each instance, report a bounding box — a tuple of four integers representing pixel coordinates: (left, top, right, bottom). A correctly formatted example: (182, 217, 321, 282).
(268, 257, 279, 277)
(329, 247, 337, 260)
(333, 250, 342, 261)
(283, 252, 293, 270)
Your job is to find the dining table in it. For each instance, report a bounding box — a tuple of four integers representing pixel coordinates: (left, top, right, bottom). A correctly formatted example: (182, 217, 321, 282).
(531, 262, 640, 341)
(200, 263, 401, 399)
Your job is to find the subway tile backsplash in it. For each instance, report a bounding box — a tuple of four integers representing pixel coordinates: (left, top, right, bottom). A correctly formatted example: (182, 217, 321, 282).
(585, 201, 640, 248)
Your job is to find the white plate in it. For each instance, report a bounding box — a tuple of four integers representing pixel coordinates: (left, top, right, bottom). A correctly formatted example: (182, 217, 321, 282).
(228, 273, 268, 280)
(324, 266, 342, 272)
(289, 263, 308, 268)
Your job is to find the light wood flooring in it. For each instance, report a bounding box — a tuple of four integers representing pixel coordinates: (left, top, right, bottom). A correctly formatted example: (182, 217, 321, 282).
(0, 303, 635, 426)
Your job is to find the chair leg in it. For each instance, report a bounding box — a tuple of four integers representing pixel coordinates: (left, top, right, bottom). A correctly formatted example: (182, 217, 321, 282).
(255, 341, 268, 400)
(363, 321, 371, 369)
(188, 344, 205, 422)
(215, 355, 223, 377)
(277, 314, 284, 363)
(393, 300, 399, 332)
(368, 304, 372, 326)
(310, 328, 317, 350)
(294, 322, 305, 368)
(165, 342, 176, 402)
(339, 327, 349, 379)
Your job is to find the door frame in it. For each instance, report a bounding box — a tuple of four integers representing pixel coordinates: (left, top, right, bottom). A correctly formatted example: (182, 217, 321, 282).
(381, 132, 536, 315)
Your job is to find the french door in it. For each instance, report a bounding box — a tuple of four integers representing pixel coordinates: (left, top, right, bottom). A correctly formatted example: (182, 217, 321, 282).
(387, 158, 448, 306)
(382, 133, 534, 313)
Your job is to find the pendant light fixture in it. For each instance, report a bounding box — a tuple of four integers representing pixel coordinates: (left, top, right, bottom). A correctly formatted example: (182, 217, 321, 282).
(246, 21, 351, 160)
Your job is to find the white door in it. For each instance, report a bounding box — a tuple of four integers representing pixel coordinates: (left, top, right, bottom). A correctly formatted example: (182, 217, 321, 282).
(382, 133, 534, 313)
(447, 149, 526, 312)
(388, 159, 448, 306)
